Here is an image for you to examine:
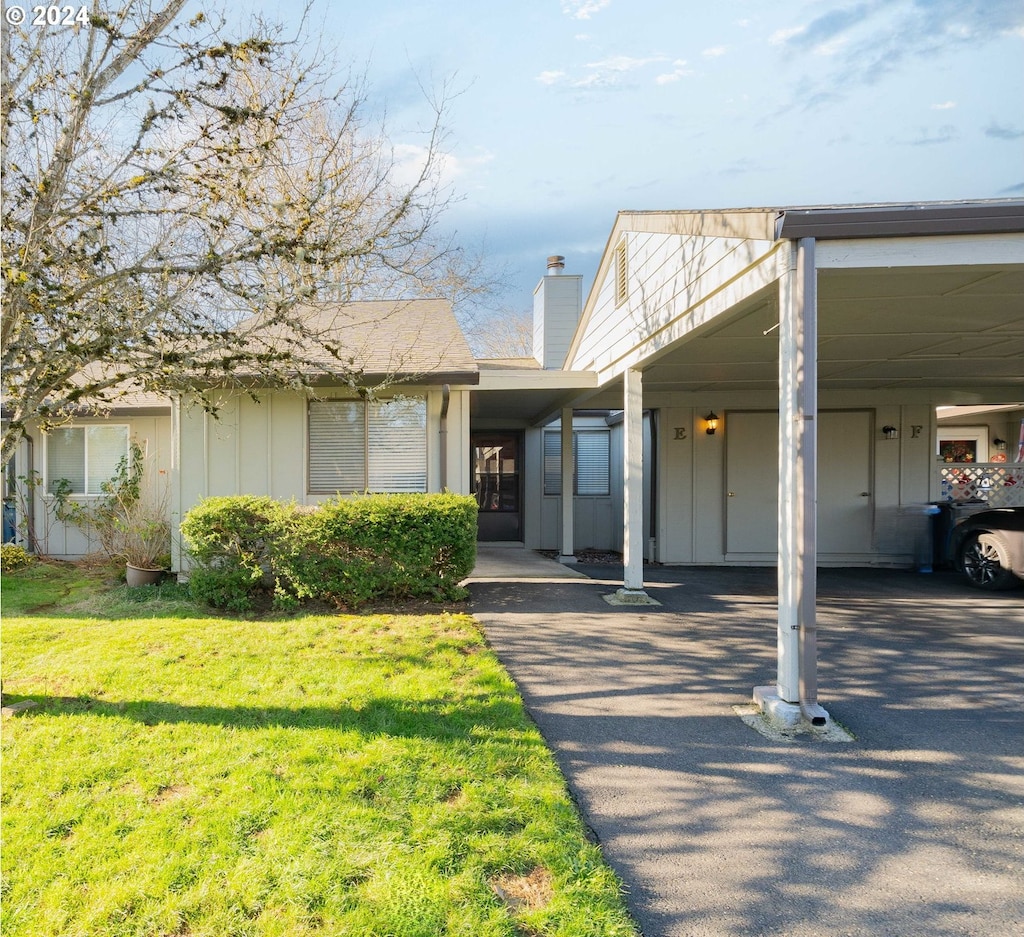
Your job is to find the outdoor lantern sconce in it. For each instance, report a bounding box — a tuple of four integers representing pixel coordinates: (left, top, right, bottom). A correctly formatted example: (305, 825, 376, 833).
(882, 425, 899, 440)
(705, 412, 719, 435)
(993, 437, 1007, 451)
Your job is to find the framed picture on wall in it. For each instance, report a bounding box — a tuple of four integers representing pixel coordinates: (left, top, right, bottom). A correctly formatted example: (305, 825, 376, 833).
(937, 427, 989, 463)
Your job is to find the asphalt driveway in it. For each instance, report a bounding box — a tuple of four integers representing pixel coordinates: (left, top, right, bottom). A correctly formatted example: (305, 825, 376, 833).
(467, 551, 1024, 937)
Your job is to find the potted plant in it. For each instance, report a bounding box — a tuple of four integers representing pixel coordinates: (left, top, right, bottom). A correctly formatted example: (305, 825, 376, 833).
(114, 501, 171, 586)
(54, 441, 171, 584)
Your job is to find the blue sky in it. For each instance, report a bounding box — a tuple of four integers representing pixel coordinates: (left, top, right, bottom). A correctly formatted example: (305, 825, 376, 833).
(246, 0, 1024, 311)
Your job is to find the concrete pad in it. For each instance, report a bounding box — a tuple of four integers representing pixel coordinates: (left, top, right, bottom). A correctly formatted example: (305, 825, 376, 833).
(464, 544, 589, 581)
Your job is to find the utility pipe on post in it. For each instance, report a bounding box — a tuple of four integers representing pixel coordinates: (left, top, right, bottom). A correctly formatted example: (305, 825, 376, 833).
(777, 238, 828, 725)
(622, 367, 646, 595)
(559, 407, 576, 563)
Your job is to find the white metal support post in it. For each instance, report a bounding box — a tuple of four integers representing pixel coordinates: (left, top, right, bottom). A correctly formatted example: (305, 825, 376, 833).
(622, 367, 646, 593)
(558, 407, 576, 563)
(776, 238, 827, 724)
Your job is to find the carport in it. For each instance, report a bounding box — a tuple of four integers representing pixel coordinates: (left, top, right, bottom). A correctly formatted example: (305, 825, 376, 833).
(492, 201, 1024, 724)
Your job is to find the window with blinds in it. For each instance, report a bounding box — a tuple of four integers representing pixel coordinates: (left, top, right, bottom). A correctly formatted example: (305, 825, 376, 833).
(308, 398, 427, 494)
(46, 425, 129, 494)
(543, 429, 610, 496)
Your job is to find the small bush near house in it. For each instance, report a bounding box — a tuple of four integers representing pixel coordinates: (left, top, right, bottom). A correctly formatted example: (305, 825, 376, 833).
(181, 493, 478, 611)
(1, 543, 33, 571)
(179, 495, 292, 612)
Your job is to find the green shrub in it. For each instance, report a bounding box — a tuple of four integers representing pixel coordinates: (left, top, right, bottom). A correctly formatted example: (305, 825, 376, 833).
(180, 493, 477, 611)
(187, 565, 264, 613)
(179, 496, 292, 611)
(1, 544, 33, 571)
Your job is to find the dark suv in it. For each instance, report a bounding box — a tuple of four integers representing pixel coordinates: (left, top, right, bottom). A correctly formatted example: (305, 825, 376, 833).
(948, 507, 1024, 590)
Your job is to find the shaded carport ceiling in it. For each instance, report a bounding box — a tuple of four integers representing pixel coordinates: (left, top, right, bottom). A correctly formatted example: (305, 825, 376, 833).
(640, 262, 1024, 397)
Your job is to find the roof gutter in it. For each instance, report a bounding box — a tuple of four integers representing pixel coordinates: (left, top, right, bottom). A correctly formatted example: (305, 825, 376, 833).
(776, 200, 1024, 240)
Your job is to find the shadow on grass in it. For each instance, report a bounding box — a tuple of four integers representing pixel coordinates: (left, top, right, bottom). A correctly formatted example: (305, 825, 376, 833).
(1, 692, 536, 742)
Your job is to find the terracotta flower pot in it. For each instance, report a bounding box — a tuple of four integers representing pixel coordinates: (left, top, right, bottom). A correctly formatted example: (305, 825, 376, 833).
(126, 564, 163, 587)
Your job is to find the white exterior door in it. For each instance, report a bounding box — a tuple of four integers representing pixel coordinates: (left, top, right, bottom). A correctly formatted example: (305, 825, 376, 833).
(725, 410, 873, 559)
(818, 410, 873, 556)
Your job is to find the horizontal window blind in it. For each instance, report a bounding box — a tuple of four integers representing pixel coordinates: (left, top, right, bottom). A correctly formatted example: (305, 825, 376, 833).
(308, 401, 365, 493)
(309, 398, 426, 494)
(543, 431, 562, 495)
(368, 398, 427, 492)
(543, 429, 610, 496)
(575, 431, 610, 496)
(46, 425, 128, 495)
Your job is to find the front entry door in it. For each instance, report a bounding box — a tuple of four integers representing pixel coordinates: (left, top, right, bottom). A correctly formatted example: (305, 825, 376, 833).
(472, 432, 522, 541)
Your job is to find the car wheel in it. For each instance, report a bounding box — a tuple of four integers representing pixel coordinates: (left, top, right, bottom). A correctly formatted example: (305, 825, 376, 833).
(958, 532, 1020, 590)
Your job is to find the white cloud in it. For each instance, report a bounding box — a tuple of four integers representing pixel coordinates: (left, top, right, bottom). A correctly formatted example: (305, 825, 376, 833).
(931, 101, 957, 110)
(585, 54, 666, 72)
(813, 37, 848, 56)
(702, 45, 727, 57)
(536, 70, 567, 86)
(574, 54, 669, 88)
(770, 25, 806, 45)
(656, 60, 693, 84)
(392, 144, 495, 189)
(561, 0, 611, 20)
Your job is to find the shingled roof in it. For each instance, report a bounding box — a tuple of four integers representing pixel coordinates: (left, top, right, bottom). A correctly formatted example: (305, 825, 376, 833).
(242, 298, 479, 385)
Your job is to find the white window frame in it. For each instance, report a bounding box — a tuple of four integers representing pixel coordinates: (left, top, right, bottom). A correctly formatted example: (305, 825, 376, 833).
(543, 429, 611, 497)
(308, 397, 427, 495)
(44, 424, 131, 496)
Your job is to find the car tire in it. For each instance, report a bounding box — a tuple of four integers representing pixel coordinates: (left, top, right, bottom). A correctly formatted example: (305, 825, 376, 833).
(958, 532, 1020, 590)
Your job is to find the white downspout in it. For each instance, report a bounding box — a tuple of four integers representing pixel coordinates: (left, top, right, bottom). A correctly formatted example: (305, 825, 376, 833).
(777, 237, 827, 725)
(620, 367, 647, 596)
(558, 408, 576, 563)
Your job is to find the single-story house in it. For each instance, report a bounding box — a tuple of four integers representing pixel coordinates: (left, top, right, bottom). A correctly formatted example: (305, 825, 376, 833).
(5, 199, 1023, 719)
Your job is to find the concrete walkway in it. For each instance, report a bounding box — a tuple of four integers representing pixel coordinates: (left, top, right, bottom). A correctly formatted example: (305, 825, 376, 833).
(466, 546, 1024, 937)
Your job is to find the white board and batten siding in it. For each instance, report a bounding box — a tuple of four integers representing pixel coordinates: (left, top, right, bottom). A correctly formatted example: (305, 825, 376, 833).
(175, 387, 471, 505)
(570, 231, 779, 380)
(28, 415, 173, 559)
(654, 404, 942, 567)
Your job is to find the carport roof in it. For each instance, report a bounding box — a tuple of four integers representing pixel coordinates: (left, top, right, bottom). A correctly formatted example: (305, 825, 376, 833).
(775, 200, 1024, 240)
(610, 199, 1024, 242)
(575, 199, 1024, 404)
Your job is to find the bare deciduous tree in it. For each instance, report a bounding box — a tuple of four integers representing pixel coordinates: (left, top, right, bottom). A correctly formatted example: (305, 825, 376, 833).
(464, 305, 535, 359)
(1, 1, 472, 465)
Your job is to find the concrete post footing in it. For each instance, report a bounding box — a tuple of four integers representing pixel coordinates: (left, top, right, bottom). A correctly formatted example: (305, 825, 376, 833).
(753, 685, 831, 731)
(604, 588, 662, 607)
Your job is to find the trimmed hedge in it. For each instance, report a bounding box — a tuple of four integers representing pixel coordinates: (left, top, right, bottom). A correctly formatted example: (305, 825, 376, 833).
(180, 493, 477, 611)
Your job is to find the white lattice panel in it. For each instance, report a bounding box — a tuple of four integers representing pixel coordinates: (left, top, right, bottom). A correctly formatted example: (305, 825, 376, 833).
(938, 463, 1024, 507)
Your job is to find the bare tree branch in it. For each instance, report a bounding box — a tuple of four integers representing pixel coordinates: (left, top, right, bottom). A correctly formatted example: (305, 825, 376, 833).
(1, 1, 483, 464)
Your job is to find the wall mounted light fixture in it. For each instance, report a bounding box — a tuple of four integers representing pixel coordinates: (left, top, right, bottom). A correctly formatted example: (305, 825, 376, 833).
(881, 425, 899, 440)
(993, 437, 1007, 451)
(705, 412, 719, 435)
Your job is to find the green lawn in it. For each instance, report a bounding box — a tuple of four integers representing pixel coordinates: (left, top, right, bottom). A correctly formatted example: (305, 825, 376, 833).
(1, 562, 637, 937)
